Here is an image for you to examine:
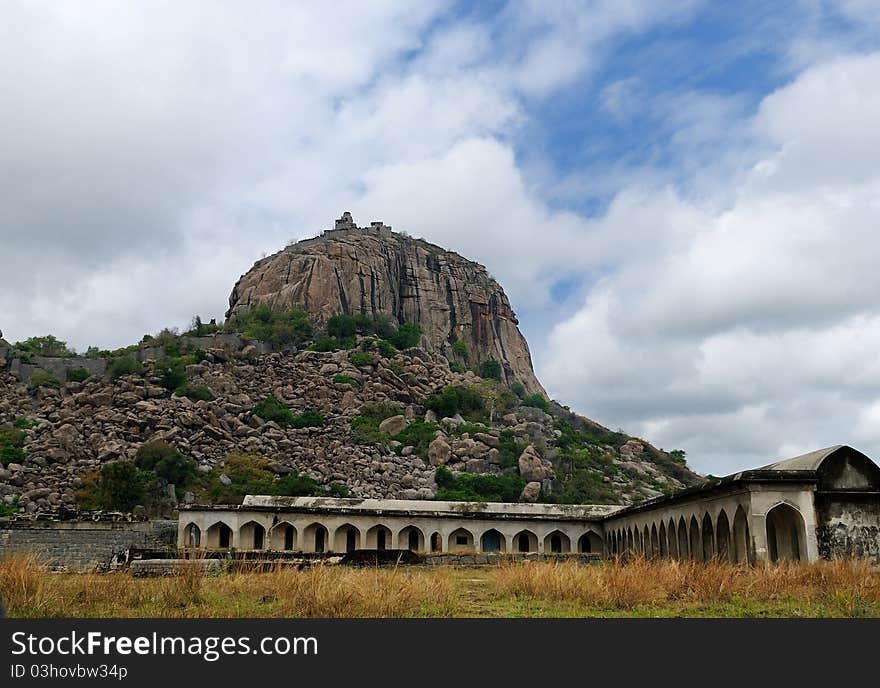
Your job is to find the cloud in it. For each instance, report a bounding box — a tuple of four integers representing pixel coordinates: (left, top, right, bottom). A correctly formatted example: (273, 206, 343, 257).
(541, 51, 880, 474)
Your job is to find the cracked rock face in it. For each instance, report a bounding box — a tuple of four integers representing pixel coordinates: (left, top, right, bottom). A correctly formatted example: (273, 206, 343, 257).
(227, 218, 546, 395)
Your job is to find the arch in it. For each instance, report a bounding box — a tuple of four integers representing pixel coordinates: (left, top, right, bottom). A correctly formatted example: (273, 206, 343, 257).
(303, 522, 329, 553)
(677, 516, 689, 559)
(449, 528, 474, 552)
(334, 523, 361, 552)
(206, 521, 233, 549)
(543, 530, 571, 554)
(701, 513, 715, 561)
(650, 524, 660, 558)
(240, 520, 266, 550)
(398, 526, 426, 552)
(642, 525, 650, 556)
(269, 522, 297, 551)
(183, 522, 201, 548)
(626, 528, 634, 554)
(667, 519, 678, 559)
(733, 506, 750, 564)
(366, 524, 392, 551)
(480, 528, 506, 553)
(578, 531, 603, 554)
(430, 531, 442, 552)
(513, 529, 538, 553)
(689, 515, 702, 561)
(658, 522, 668, 558)
(766, 502, 806, 562)
(716, 510, 731, 562)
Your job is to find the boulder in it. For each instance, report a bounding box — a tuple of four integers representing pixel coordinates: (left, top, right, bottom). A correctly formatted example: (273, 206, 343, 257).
(428, 437, 451, 466)
(378, 414, 407, 436)
(518, 445, 553, 482)
(519, 481, 541, 502)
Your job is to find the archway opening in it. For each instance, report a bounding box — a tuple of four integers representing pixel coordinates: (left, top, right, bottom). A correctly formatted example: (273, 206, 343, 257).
(334, 524, 361, 553)
(659, 523, 668, 558)
(716, 511, 731, 562)
(701, 513, 715, 561)
(480, 529, 506, 553)
(578, 531, 603, 554)
(207, 521, 232, 549)
(430, 531, 442, 552)
(240, 521, 266, 550)
(513, 530, 538, 553)
(766, 503, 806, 562)
(398, 526, 425, 552)
(184, 523, 201, 548)
(303, 523, 329, 553)
(667, 520, 678, 559)
(733, 506, 750, 564)
(449, 528, 474, 552)
(677, 517, 689, 559)
(689, 516, 702, 561)
(270, 523, 296, 551)
(366, 524, 392, 551)
(544, 530, 571, 554)
(650, 524, 660, 558)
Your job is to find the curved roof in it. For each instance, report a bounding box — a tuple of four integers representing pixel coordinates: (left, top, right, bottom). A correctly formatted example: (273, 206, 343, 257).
(758, 444, 853, 472)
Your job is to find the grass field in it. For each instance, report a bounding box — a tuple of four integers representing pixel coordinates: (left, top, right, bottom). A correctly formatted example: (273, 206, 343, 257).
(2, 553, 879, 618)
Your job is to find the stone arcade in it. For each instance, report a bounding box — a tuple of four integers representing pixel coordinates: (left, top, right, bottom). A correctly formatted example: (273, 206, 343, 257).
(180, 444, 880, 564)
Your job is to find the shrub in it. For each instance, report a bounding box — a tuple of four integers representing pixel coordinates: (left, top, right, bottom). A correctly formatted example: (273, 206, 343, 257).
(309, 336, 356, 352)
(0, 443, 25, 465)
(349, 352, 375, 367)
(433, 466, 525, 502)
(479, 359, 502, 381)
(185, 315, 221, 337)
(0, 424, 25, 463)
(66, 367, 90, 383)
(28, 371, 61, 389)
(452, 340, 468, 357)
(134, 441, 197, 486)
(174, 383, 214, 402)
(376, 339, 397, 357)
(192, 454, 344, 503)
(155, 357, 187, 392)
(109, 356, 143, 379)
(449, 362, 466, 373)
(289, 410, 325, 429)
(14, 335, 74, 357)
(252, 396, 294, 426)
(327, 314, 357, 339)
(394, 420, 440, 457)
(498, 430, 526, 468)
(76, 461, 155, 511)
(332, 374, 356, 385)
(521, 393, 551, 413)
(425, 385, 485, 420)
(232, 304, 312, 348)
(509, 381, 526, 399)
(389, 323, 421, 350)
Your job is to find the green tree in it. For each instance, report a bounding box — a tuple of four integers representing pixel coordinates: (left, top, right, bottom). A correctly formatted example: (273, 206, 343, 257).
(479, 359, 502, 381)
(389, 323, 421, 349)
(14, 335, 74, 357)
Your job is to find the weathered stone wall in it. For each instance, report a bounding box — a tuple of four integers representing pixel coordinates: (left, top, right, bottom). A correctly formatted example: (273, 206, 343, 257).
(816, 495, 880, 564)
(10, 356, 107, 383)
(0, 520, 178, 571)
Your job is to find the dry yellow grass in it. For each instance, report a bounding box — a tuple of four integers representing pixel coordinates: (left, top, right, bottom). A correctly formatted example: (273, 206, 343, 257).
(0, 553, 457, 618)
(1, 552, 878, 618)
(489, 556, 880, 610)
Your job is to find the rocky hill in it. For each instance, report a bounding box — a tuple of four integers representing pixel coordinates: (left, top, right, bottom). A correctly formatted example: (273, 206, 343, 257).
(0, 216, 704, 517)
(228, 212, 545, 395)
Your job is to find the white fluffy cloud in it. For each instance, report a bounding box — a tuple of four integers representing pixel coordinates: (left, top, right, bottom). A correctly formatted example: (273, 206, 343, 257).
(541, 52, 880, 474)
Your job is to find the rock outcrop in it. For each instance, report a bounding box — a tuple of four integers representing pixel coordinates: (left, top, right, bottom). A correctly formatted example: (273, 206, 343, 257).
(227, 213, 545, 395)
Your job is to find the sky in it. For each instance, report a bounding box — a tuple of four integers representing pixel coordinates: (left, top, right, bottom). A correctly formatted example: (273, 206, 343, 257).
(2, 1, 880, 476)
